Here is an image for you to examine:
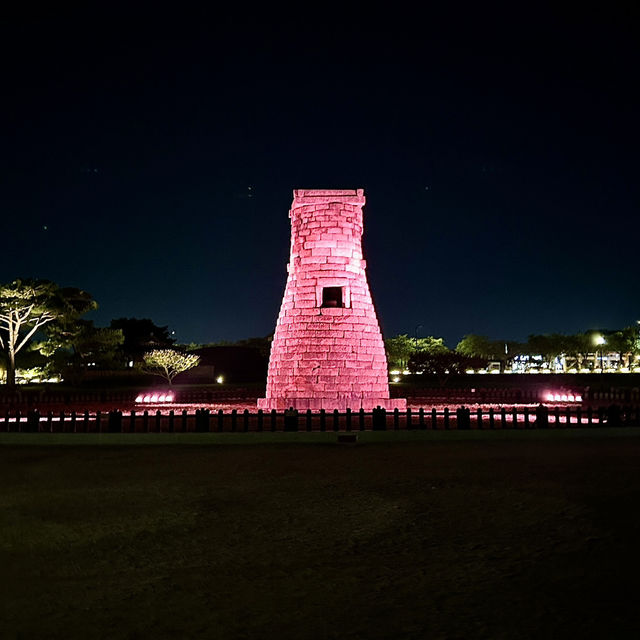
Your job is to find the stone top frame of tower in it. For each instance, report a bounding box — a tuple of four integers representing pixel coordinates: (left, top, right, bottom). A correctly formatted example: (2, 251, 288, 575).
(258, 189, 406, 412)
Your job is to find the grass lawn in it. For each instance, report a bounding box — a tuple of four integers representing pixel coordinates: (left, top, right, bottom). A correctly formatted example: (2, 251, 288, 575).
(1, 431, 640, 638)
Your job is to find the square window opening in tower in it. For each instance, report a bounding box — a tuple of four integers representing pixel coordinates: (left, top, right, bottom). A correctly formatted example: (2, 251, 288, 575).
(321, 286, 344, 308)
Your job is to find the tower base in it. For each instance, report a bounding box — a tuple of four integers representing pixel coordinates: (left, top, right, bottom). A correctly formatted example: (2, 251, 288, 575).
(257, 397, 407, 412)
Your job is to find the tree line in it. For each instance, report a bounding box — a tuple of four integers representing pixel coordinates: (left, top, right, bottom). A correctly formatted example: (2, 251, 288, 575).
(0, 279, 198, 386)
(385, 329, 640, 376)
(2, 277, 638, 387)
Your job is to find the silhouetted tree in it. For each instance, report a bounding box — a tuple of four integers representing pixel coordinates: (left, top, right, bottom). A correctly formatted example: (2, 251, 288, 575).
(110, 318, 175, 364)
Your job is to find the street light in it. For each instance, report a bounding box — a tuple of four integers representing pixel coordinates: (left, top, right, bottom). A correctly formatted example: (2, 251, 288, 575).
(594, 335, 606, 372)
(414, 324, 423, 349)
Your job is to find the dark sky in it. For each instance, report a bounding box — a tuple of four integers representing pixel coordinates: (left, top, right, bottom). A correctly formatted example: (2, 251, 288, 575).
(2, 7, 638, 347)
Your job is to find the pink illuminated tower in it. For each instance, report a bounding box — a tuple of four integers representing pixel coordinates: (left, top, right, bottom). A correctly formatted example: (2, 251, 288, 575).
(258, 189, 406, 411)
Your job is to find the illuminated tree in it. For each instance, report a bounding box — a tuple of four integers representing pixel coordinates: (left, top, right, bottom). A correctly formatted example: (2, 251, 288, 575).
(0, 279, 90, 387)
(142, 349, 200, 385)
(414, 336, 449, 355)
(384, 334, 415, 369)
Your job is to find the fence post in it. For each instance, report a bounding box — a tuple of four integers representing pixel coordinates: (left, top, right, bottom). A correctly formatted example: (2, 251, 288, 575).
(3, 411, 9, 432)
(243, 409, 249, 432)
(47, 411, 53, 433)
(231, 409, 238, 432)
(270, 409, 277, 432)
(319, 409, 326, 432)
(456, 406, 470, 430)
(142, 410, 149, 432)
(168, 410, 175, 433)
(372, 406, 386, 431)
(108, 410, 122, 433)
(554, 406, 561, 427)
(565, 407, 572, 428)
(345, 408, 352, 431)
(26, 409, 39, 433)
(443, 407, 450, 429)
(476, 407, 483, 429)
(257, 409, 264, 432)
(536, 404, 549, 428)
(488, 408, 495, 429)
(59, 410, 66, 433)
(393, 408, 400, 430)
(83, 410, 90, 433)
(511, 407, 518, 429)
(333, 409, 340, 432)
(217, 409, 224, 432)
(406, 408, 412, 430)
(284, 408, 299, 432)
(606, 404, 621, 427)
(359, 408, 365, 431)
(155, 410, 162, 433)
(419, 407, 425, 429)
(431, 408, 437, 429)
(71, 410, 77, 433)
(15, 410, 21, 433)
(500, 407, 506, 429)
(587, 406, 593, 427)
(306, 409, 312, 432)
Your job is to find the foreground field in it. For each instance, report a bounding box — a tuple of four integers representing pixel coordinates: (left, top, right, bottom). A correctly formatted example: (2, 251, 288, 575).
(1, 431, 640, 639)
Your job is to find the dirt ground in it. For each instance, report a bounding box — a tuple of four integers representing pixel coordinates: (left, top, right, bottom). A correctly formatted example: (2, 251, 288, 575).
(1, 431, 639, 639)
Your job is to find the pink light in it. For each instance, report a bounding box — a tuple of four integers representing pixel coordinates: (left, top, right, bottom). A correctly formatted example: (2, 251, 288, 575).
(135, 395, 143, 403)
(545, 393, 554, 402)
(166, 393, 174, 402)
(561, 394, 568, 402)
(158, 394, 166, 402)
(554, 394, 561, 401)
(143, 394, 151, 403)
(576, 395, 582, 402)
(150, 394, 159, 402)
(568, 394, 575, 402)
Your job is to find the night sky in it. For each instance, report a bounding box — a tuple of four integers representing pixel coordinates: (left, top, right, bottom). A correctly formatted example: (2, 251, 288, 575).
(2, 8, 638, 347)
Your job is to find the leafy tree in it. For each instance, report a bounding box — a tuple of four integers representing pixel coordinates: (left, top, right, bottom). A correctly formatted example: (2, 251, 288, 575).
(455, 335, 500, 359)
(39, 321, 124, 383)
(0, 279, 94, 386)
(562, 334, 593, 370)
(524, 334, 568, 370)
(141, 349, 200, 385)
(384, 334, 417, 370)
(408, 350, 484, 385)
(455, 334, 514, 371)
(604, 327, 637, 369)
(110, 318, 175, 364)
(414, 336, 450, 355)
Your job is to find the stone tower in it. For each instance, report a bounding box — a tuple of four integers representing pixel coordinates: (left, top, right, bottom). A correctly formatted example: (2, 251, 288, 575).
(258, 189, 406, 411)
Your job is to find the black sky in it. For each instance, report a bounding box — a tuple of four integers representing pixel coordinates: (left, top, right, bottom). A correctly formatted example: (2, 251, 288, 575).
(2, 7, 638, 347)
